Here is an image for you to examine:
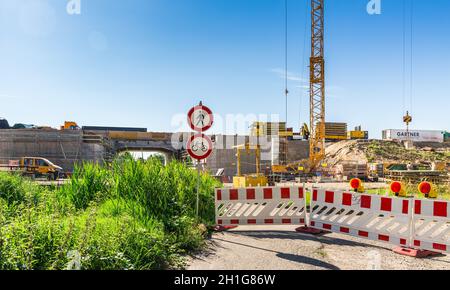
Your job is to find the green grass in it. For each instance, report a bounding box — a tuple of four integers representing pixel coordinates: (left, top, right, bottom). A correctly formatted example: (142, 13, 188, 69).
(364, 140, 449, 163)
(0, 156, 221, 270)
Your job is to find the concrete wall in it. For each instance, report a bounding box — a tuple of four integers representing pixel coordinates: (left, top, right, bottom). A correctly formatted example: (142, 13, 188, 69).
(206, 135, 309, 178)
(287, 140, 310, 162)
(0, 129, 105, 172)
(0, 130, 310, 176)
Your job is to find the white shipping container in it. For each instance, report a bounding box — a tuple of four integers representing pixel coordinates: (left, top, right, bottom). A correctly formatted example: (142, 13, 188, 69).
(382, 129, 444, 143)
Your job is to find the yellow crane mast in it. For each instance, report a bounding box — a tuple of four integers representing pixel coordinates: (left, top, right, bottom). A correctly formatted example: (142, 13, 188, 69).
(309, 0, 326, 170)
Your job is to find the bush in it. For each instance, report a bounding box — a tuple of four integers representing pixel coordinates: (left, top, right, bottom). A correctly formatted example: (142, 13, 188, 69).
(58, 163, 111, 210)
(0, 172, 33, 206)
(0, 157, 221, 270)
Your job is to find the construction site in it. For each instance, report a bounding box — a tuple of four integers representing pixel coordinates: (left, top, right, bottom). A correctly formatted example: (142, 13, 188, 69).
(0, 0, 450, 273)
(1, 119, 448, 187)
(0, 0, 448, 190)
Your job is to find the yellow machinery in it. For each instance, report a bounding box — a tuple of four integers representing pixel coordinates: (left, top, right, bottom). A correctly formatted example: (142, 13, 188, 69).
(271, 160, 309, 175)
(250, 122, 293, 138)
(9, 157, 63, 180)
(326, 135, 347, 142)
(301, 123, 310, 140)
(272, 165, 290, 174)
(324, 122, 348, 142)
(279, 130, 294, 138)
(233, 143, 268, 188)
(348, 131, 367, 140)
(61, 121, 80, 130)
(269, 159, 311, 184)
(348, 126, 369, 140)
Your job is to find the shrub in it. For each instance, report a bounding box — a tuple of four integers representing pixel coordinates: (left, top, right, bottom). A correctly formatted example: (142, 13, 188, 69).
(0, 172, 33, 206)
(0, 156, 221, 270)
(58, 163, 111, 210)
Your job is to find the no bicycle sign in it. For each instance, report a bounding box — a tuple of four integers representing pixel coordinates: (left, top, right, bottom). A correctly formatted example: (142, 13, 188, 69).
(187, 101, 214, 220)
(187, 102, 214, 161)
(186, 134, 213, 161)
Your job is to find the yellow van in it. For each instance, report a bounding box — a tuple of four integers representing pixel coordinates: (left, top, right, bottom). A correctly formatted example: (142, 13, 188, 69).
(19, 157, 63, 180)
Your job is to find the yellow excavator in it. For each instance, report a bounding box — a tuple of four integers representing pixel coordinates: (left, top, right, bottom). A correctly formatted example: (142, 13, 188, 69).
(60, 121, 80, 130)
(301, 123, 310, 140)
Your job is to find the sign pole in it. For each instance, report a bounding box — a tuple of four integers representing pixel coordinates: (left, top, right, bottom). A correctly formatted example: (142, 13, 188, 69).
(196, 160, 201, 220)
(196, 101, 201, 221)
(186, 101, 214, 223)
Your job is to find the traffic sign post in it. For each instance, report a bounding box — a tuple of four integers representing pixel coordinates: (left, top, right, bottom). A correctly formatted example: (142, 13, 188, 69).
(187, 102, 214, 220)
(187, 103, 214, 132)
(186, 134, 213, 161)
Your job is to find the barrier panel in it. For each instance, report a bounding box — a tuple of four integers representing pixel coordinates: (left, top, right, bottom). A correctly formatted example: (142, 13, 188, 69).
(309, 189, 413, 247)
(412, 199, 450, 253)
(214, 186, 450, 257)
(215, 186, 306, 226)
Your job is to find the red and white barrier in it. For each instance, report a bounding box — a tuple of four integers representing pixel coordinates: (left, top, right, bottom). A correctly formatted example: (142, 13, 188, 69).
(309, 189, 413, 247)
(214, 186, 450, 257)
(411, 199, 450, 253)
(215, 186, 306, 226)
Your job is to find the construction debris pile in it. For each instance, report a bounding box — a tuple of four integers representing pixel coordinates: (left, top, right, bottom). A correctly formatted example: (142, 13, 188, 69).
(325, 140, 449, 166)
(324, 140, 450, 183)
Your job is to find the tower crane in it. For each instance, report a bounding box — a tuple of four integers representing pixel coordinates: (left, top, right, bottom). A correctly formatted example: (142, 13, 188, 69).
(275, 0, 325, 176)
(308, 0, 326, 171)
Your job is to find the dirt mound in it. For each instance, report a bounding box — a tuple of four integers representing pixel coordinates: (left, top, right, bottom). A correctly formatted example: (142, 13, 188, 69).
(325, 140, 450, 166)
(324, 140, 367, 167)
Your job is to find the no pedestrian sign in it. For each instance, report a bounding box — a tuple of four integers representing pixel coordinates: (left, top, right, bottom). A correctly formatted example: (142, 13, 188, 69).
(187, 102, 214, 161)
(187, 104, 214, 132)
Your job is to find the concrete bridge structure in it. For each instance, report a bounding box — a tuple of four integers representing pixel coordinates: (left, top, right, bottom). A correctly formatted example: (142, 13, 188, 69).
(0, 129, 309, 178)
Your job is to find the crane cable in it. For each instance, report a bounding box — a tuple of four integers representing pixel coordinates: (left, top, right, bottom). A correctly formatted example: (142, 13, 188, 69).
(402, 0, 414, 117)
(409, 0, 414, 116)
(402, 0, 414, 152)
(284, 0, 289, 125)
(402, 0, 406, 114)
(299, 0, 309, 129)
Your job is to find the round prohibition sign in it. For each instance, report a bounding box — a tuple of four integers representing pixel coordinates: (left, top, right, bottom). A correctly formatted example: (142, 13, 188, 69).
(187, 134, 213, 161)
(187, 105, 214, 132)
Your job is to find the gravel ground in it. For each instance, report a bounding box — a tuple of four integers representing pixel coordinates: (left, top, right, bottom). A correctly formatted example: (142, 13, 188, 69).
(187, 226, 450, 270)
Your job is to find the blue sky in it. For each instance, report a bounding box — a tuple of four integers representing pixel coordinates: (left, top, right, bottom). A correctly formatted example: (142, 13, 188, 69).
(0, 0, 449, 138)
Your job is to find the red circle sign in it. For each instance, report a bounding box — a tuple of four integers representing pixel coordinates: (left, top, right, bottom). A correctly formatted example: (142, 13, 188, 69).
(390, 181, 403, 193)
(418, 182, 432, 194)
(350, 178, 361, 190)
(187, 134, 213, 161)
(187, 105, 214, 132)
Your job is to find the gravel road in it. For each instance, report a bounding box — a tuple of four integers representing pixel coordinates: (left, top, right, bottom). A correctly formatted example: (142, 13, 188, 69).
(187, 226, 450, 270)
